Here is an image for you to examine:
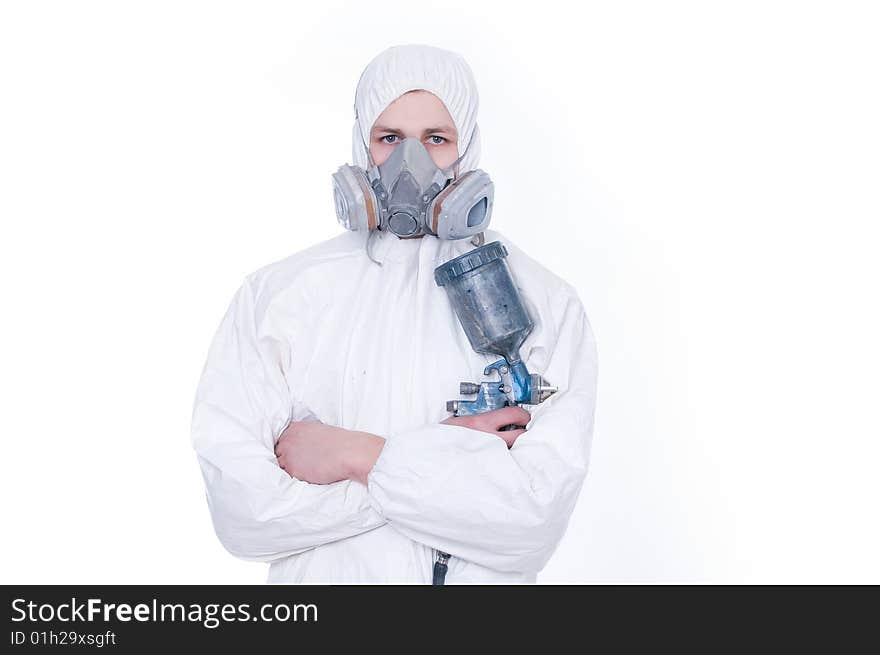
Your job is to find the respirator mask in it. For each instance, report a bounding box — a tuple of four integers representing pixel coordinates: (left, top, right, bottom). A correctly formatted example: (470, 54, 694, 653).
(332, 136, 494, 240)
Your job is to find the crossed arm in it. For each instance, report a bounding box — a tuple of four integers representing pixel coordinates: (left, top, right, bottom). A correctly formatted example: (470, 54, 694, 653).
(191, 276, 597, 572)
(274, 405, 531, 485)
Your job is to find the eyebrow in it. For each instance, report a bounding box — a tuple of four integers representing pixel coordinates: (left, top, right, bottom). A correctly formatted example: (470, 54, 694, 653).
(372, 124, 457, 137)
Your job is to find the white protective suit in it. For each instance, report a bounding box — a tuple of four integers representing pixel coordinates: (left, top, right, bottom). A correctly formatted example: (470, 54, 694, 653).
(191, 45, 598, 584)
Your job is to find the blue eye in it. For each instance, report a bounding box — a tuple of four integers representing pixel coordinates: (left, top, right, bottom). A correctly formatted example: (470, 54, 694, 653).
(381, 135, 398, 144)
(429, 136, 446, 145)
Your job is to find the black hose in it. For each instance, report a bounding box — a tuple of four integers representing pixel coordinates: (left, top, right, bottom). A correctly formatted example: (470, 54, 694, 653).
(432, 551, 450, 585)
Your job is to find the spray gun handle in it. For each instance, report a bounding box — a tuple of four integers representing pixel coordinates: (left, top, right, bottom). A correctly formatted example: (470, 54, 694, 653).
(484, 359, 517, 406)
(481, 360, 520, 431)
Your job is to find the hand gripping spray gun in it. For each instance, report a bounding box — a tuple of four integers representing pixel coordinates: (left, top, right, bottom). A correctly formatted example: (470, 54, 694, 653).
(430, 241, 558, 585)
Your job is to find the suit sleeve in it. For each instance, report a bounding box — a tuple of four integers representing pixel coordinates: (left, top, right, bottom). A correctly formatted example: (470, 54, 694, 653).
(366, 287, 598, 573)
(191, 277, 386, 562)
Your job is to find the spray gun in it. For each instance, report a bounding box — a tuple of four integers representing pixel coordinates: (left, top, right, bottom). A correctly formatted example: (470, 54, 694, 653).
(434, 240, 558, 417)
(429, 240, 559, 584)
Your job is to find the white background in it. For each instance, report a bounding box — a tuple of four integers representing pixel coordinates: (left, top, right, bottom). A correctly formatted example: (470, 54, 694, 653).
(1, 0, 878, 584)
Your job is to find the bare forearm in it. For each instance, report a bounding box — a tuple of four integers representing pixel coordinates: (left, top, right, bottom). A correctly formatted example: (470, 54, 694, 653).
(344, 431, 386, 485)
(275, 420, 385, 485)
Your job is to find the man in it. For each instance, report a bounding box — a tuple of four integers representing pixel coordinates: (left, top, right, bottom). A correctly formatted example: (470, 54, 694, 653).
(191, 44, 598, 583)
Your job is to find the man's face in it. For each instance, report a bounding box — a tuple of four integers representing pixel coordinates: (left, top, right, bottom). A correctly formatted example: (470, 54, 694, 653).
(369, 90, 460, 171)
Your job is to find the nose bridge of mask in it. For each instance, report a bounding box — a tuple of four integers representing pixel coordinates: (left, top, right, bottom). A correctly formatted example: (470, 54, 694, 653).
(379, 137, 449, 199)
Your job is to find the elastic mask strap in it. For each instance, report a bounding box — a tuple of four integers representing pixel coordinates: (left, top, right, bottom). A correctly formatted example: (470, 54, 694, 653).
(352, 71, 377, 173)
(365, 228, 383, 266)
(357, 123, 379, 177)
(441, 124, 479, 180)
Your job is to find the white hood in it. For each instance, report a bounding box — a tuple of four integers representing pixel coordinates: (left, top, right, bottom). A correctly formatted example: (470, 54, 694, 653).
(351, 44, 482, 173)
